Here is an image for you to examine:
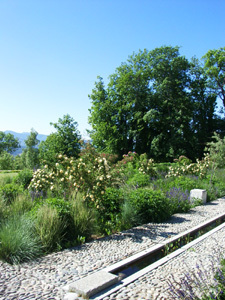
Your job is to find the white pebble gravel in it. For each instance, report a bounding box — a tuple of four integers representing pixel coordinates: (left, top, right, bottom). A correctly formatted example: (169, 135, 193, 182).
(0, 197, 225, 300)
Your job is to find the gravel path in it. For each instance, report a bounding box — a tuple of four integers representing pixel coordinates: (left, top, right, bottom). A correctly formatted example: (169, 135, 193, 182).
(1, 197, 225, 300)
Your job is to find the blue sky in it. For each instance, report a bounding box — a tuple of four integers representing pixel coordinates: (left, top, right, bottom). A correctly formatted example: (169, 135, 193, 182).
(0, 0, 224, 138)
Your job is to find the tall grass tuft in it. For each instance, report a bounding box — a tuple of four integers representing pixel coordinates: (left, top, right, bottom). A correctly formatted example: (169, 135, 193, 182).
(9, 193, 34, 216)
(35, 204, 66, 252)
(0, 214, 42, 264)
(120, 199, 138, 230)
(69, 193, 97, 243)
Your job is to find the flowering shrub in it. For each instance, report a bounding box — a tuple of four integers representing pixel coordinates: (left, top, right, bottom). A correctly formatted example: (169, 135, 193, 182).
(29, 144, 114, 211)
(111, 152, 156, 186)
(138, 153, 156, 177)
(166, 154, 211, 179)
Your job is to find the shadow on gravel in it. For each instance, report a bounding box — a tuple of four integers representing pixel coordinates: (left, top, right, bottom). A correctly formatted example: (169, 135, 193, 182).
(92, 216, 190, 245)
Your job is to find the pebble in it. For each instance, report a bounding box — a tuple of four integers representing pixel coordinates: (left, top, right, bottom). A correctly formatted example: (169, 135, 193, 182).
(0, 197, 225, 299)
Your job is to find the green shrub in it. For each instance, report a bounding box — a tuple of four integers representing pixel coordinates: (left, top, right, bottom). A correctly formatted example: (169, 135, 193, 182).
(127, 172, 150, 187)
(35, 205, 66, 252)
(167, 176, 199, 192)
(0, 214, 42, 264)
(205, 132, 225, 168)
(0, 151, 14, 170)
(45, 197, 71, 217)
(100, 187, 124, 215)
(128, 188, 172, 224)
(155, 162, 171, 176)
(0, 183, 23, 204)
(13, 169, 33, 189)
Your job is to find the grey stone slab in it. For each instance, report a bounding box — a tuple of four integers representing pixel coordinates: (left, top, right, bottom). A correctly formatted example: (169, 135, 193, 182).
(190, 189, 207, 204)
(68, 271, 119, 298)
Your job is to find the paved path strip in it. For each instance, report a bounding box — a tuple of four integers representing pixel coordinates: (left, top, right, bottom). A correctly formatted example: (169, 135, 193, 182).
(0, 197, 225, 300)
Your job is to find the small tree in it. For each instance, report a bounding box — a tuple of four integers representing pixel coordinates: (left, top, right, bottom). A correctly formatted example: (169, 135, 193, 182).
(0, 151, 14, 170)
(39, 114, 81, 166)
(21, 129, 40, 169)
(0, 132, 20, 154)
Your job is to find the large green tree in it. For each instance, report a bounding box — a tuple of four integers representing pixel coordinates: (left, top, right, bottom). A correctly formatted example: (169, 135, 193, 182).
(89, 49, 152, 157)
(143, 46, 193, 160)
(0, 131, 20, 154)
(89, 46, 223, 161)
(89, 46, 194, 160)
(202, 47, 225, 108)
(39, 114, 81, 165)
(189, 57, 219, 158)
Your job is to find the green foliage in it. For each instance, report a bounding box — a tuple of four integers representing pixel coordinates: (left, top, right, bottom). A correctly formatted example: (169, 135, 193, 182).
(30, 146, 114, 210)
(166, 176, 199, 192)
(68, 194, 97, 244)
(202, 46, 225, 107)
(21, 129, 40, 169)
(205, 132, 225, 168)
(100, 187, 124, 217)
(44, 197, 71, 217)
(88, 46, 202, 160)
(8, 193, 34, 217)
(166, 187, 191, 213)
(38, 133, 60, 166)
(0, 197, 8, 226)
(128, 188, 172, 224)
(35, 205, 66, 252)
(166, 154, 211, 179)
(0, 131, 20, 155)
(89, 46, 225, 161)
(0, 214, 42, 264)
(189, 57, 219, 158)
(119, 199, 139, 230)
(0, 183, 23, 204)
(127, 172, 150, 187)
(0, 151, 14, 170)
(13, 169, 33, 189)
(39, 114, 81, 166)
(0, 173, 15, 186)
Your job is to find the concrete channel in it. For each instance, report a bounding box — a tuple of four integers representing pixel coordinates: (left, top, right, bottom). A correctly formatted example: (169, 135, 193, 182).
(63, 212, 225, 300)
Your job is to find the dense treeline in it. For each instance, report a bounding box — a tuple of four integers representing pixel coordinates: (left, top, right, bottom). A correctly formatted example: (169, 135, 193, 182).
(0, 45, 225, 169)
(88, 46, 225, 161)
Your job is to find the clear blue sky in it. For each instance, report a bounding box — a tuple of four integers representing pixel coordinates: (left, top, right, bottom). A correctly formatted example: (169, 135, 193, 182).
(0, 0, 224, 138)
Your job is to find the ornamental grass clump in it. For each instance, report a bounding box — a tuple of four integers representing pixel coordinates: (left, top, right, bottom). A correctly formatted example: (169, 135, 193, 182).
(0, 214, 42, 264)
(69, 193, 97, 244)
(35, 204, 66, 252)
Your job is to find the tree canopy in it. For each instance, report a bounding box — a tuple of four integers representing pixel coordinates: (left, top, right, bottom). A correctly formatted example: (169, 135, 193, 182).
(202, 47, 225, 108)
(88, 46, 224, 161)
(39, 114, 81, 165)
(0, 131, 20, 154)
(21, 129, 40, 169)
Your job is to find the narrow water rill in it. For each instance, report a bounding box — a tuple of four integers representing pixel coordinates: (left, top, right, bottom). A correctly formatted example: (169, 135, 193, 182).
(111, 216, 225, 280)
(66, 212, 225, 300)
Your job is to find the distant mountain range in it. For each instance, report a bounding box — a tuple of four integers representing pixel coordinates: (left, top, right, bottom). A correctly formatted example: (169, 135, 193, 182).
(4, 131, 48, 155)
